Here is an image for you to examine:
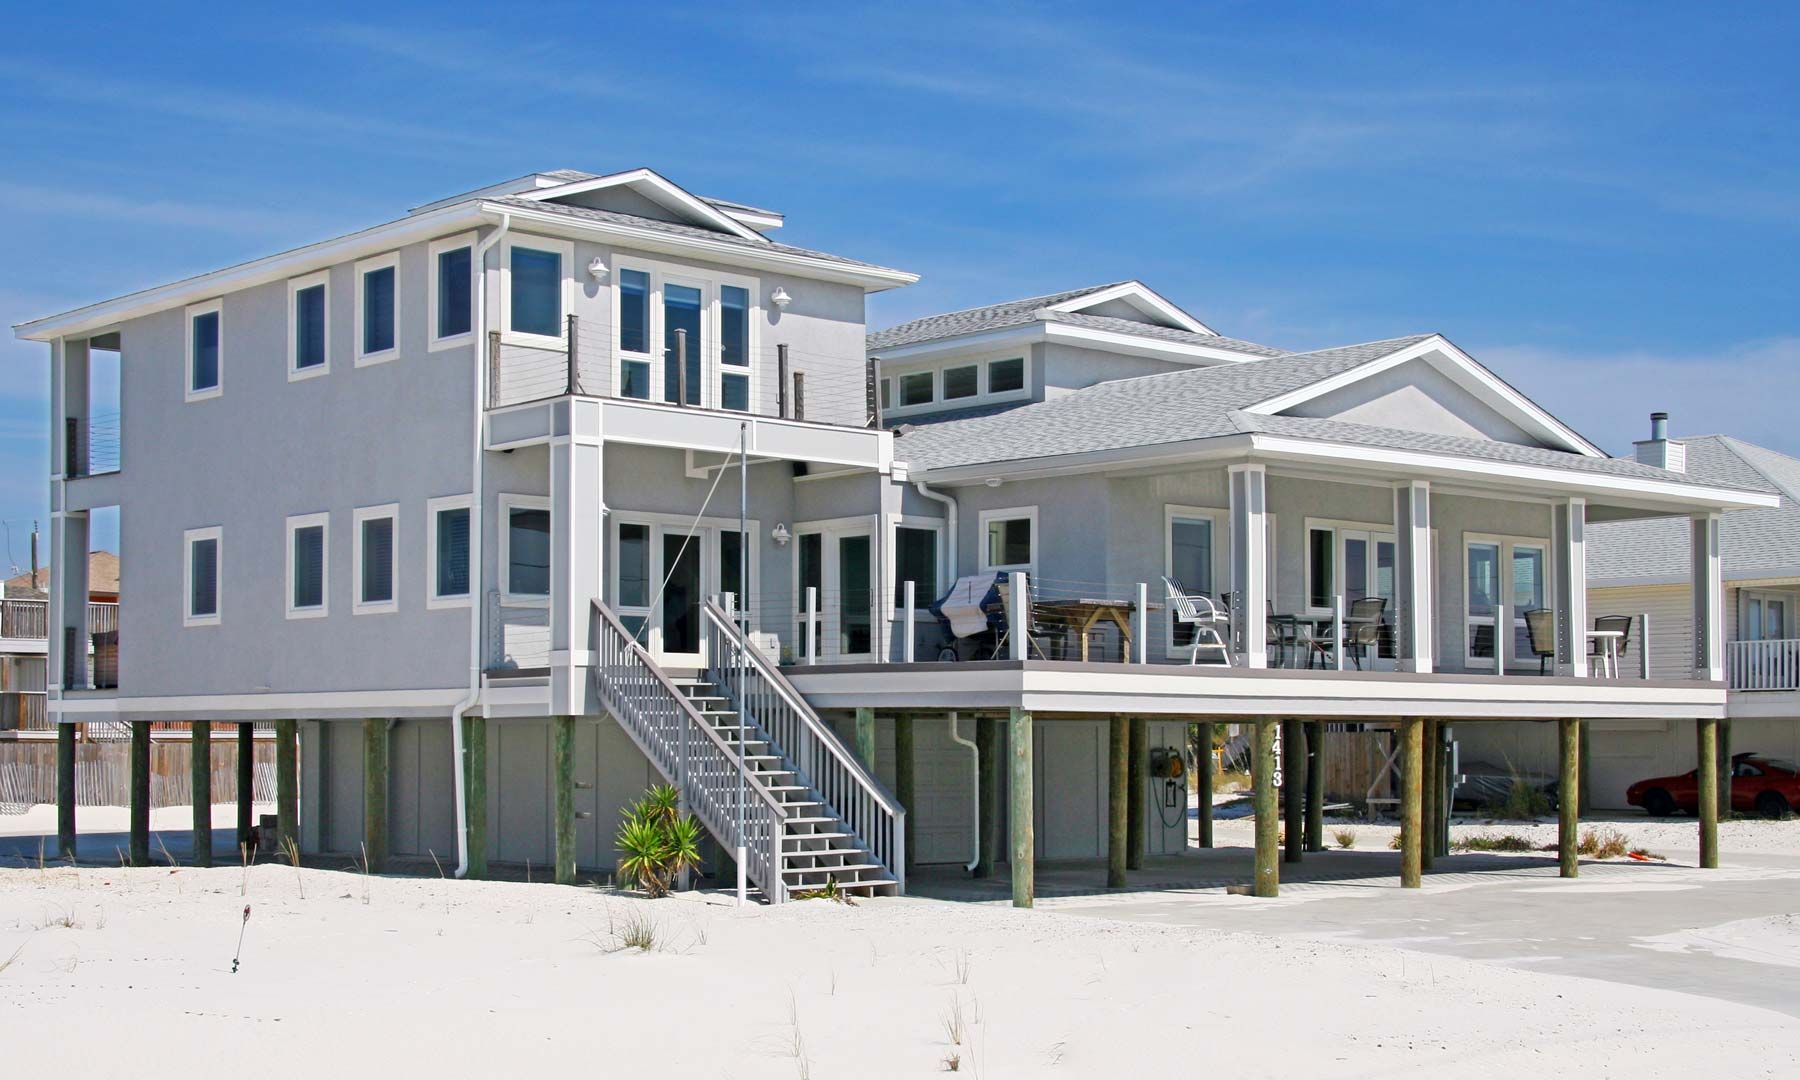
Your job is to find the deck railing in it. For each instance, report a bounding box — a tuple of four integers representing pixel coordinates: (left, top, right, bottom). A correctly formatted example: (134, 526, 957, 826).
(591, 599, 789, 901)
(1728, 638, 1800, 692)
(64, 412, 121, 478)
(702, 597, 905, 891)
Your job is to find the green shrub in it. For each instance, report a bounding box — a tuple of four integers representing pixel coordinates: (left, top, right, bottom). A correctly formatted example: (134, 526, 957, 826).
(1487, 778, 1554, 820)
(1577, 826, 1630, 860)
(1453, 833, 1536, 853)
(615, 784, 703, 898)
(1332, 827, 1357, 849)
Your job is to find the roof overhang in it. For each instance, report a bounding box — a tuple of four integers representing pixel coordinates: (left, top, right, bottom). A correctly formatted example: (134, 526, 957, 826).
(1246, 335, 1607, 458)
(1593, 567, 1800, 590)
(1040, 280, 1216, 335)
(870, 319, 1257, 367)
(512, 167, 768, 242)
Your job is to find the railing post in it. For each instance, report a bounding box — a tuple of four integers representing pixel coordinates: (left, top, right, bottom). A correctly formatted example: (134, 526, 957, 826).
(1008, 571, 1027, 662)
(777, 344, 789, 419)
(1334, 594, 1345, 672)
(792, 371, 806, 421)
(1493, 601, 1507, 675)
(487, 330, 501, 410)
(805, 586, 818, 666)
(903, 581, 916, 664)
(1639, 612, 1651, 680)
(675, 327, 688, 408)
(866, 357, 881, 428)
(63, 417, 79, 479)
(565, 313, 579, 396)
(1134, 582, 1148, 665)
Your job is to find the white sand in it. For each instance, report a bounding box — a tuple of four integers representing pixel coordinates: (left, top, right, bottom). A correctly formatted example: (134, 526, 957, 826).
(1205, 811, 1800, 858)
(1638, 913, 1800, 969)
(3, 864, 1798, 1078)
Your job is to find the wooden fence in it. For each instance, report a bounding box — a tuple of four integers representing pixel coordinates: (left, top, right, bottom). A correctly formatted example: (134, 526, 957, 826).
(0, 738, 276, 812)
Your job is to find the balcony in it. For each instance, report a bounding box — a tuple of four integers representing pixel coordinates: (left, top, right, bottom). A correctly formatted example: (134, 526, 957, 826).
(64, 412, 121, 478)
(1728, 639, 1800, 692)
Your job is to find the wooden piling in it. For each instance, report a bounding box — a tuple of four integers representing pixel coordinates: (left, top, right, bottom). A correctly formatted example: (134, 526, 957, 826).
(465, 714, 488, 879)
(1126, 717, 1145, 871)
(1577, 720, 1592, 817)
(895, 717, 916, 879)
(1107, 717, 1128, 888)
(1282, 718, 1303, 863)
(1304, 720, 1325, 853)
(129, 720, 150, 866)
(363, 718, 389, 874)
(191, 721, 213, 867)
(235, 722, 254, 854)
(975, 717, 997, 879)
(1252, 718, 1278, 897)
(1698, 717, 1719, 869)
(1399, 718, 1422, 889)
(1421, 719, 1437, 871)
(56, 721, 75, 859)
(1558, 718, 1579, 878)
(275, 719, 299, 851)
(553, 715, 576, 885)
(1009, 707, 1034, 908)
(1718, 718, 1733, 819)
(854, 707, 877, 769)
(1196, 721, 1215, 849)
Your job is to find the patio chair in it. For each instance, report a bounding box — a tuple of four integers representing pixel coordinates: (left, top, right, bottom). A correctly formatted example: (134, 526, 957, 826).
(1163, 576, 1231, 666)
(1591, 614, 1633, 676)
(1340, 596, 1387, 670)
(1524, 607, 1556, 674)
(993, 577, 1052, 660)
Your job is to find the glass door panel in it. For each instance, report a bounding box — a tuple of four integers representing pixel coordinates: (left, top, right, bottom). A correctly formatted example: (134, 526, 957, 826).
(796, 532, 823, 660)
(662, 282, 703, 406)
(660, 532, 702, 661)
(838, 535, 873, 656)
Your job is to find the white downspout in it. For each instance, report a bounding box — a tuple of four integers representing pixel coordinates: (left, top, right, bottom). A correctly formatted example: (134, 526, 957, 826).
(913, 480, 958, 581)
(450, 212, 511, 878)
(947, 711, 980, 873)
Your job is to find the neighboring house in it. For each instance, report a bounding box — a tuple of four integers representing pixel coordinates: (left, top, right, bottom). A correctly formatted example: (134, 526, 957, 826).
(1462, 421, 1800, 808)
(11, 175, 1774, 903)
(0, 551, 119, 735)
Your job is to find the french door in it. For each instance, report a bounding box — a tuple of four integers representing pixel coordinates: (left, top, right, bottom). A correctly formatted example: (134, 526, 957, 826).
(794, 522, 875, 662)
(1339, 530, 1397, 667)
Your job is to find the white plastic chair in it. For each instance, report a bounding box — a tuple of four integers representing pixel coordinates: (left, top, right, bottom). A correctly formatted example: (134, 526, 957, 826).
(1162, 576, 1232, 666)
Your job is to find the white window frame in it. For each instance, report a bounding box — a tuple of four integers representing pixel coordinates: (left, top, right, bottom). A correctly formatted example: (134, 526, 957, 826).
(884, 514, 945, 618)
(1741, 589, 1798, 641)
(1461, 532, 1553, 670)
(896, 369, 935, 409)
(610, 518, 656, 627)
(184, 299, 223, 402)
(428, 232, 477, 353)
(352, 503, 400, 615)
(791, 514, 876, 662)
(286, 271, 331, 381)
(986, 355, 1028, 397)
(498, 493, 551, 607)
(426, 494, 474, 609)
(501, 235, 575, 348)
(354, 251, 401, 367)
(183, 526, 223, 627)
(978, 505, 1038, 576)
(1164, 505, 1227, 658)
(940, 362, 980, 403)
(882, 349, 1032, 419)
(1302, 517, 1393, 616)
(611, 256, 761, 410)
(284, 512, 330, 620)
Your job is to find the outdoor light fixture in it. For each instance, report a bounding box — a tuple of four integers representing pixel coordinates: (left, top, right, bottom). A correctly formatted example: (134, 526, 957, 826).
(771, 523, 791, 546)
(587, 256, 608, 280)
(984, 477, 1003, 488)
(770, 287, 792, 309)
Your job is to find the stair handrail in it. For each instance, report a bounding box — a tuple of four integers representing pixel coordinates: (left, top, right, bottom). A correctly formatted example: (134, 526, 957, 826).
(591, 599, 788, 901)
(701, 598, 906, 890)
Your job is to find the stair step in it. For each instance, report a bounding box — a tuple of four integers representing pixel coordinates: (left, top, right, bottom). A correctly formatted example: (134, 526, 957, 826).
(781, 847, 868, 861)
(782, 831, 851, 844)
(783, 863, 886, 878)
(782, 816, 838, 825)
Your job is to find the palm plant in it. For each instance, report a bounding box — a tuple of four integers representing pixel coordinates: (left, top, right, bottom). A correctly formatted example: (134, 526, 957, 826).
(615, 785, 702, 897)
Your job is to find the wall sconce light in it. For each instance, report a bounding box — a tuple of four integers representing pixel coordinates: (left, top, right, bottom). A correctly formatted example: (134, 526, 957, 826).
(771, 523, 792, 546)
(770, 287, 792, 310)
(984, 477, 1003, 488)
(587, 256, 609, 280)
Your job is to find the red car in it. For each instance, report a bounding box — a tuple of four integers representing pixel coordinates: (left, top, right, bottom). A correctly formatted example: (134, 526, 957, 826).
(1626, 753, 1800, 818)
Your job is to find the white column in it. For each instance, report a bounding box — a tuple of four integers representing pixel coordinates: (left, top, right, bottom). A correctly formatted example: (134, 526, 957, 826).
(1392, 480, 1434, 673)
(1553, 497, 1588, 677)
(48, 337, 92, 697)
(549, 398, 604, 715)
(1229, 464, 1268, 669)
(1692, 513, 1724, 681)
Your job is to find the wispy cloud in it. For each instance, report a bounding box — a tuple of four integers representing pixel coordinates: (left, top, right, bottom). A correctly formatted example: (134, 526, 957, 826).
(0, 182, 337, 237)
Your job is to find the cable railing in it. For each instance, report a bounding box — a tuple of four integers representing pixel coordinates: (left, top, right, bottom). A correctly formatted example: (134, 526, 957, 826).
(702, 597, 904, 891)
(592, 599, 788, 901)
(64, 412, 121, 478)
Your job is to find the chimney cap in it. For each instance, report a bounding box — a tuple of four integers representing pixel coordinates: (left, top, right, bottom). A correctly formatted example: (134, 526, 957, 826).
(1651, 411, 1669, 422)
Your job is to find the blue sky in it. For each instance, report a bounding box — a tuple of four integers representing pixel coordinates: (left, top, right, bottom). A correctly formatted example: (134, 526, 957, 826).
(4, 3, 1797, 565)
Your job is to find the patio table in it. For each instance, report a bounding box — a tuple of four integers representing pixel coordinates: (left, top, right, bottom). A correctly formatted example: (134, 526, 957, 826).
(1586, 628, 1624, 678)
(1274, 613, 1381, 669)
(1034, 597, 1162, 663)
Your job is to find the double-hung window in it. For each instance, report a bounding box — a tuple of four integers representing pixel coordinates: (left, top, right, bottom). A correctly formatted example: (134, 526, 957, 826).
(186, 300, 222, 401)
(354, 504, 399, 614)
(429, 234, 475, 349)
(288, 272, 329, 379)
(500, 495, 551, 604)
(286, 513, 329, 619)
(184, 527, 222, 626)
(356, 252, 399, 365)
(980, 508, 1036, 574)
(505, 238, 570, 342)
(617, 268, 652, 399)
(427, 495, 473, 608)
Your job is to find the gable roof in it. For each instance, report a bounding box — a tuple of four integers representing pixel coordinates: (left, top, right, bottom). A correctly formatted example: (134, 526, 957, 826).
(867, 282, 1282, 357)
(510, 168, 768, 242)
(1589, 435, 1800, 585)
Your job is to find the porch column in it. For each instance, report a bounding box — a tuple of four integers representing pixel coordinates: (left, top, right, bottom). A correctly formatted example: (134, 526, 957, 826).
(275, 719, 299, 851)
(1107, 717, 1128, 888)
(48, 509, 90, 694)
(553, 715, 576, 884)
(1008, 707, 1034, 908)
(1282, 718, 1302, 863)
(1558, 718, 1579, 878)
(1399, 718, 1422, 888)
(235, 722, 254, 855)
(363, 719, 389, 874)
(57, 720, 76, 859)
(1697, 718, 1719, 868)
(464, 714, 489, 879)
(1553, 498, 1589, 677)
(1251, 718, 1278, 897)
(1228, 464, 1269, 668)
(191, 721, 213, 868)
(854, 707, 877, 768)
(1421, 719, 1438, 871)
(895, 717, 915, 880)
(1692, 514, 1725, 681)
(975, 717, 998, 878)
(1196, 721, 1215, 849)
(1303, 720, 1325, 852)
(549, 398, 604, 717)
(1392, 481, 1434, 672)
(1127, 717, 1146, 870)
(129, 720, 150, 866)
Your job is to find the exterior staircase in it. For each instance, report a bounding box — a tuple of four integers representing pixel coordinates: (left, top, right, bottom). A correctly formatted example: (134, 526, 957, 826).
(591, 599, 903, 902)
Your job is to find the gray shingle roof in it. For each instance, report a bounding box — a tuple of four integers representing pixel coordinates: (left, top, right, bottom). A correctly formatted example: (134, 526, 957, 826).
(485, 196, 907, 275)
(1589, 436, 1800, 583)
(866, 283, 1285, 357)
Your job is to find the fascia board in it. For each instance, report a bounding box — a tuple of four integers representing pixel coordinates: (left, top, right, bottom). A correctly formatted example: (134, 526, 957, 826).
(1041, 280, 1217, 335)
(904, 434, 1254, 485)
(515, 167, 767, 243)
(869, 319, 1257, 365)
